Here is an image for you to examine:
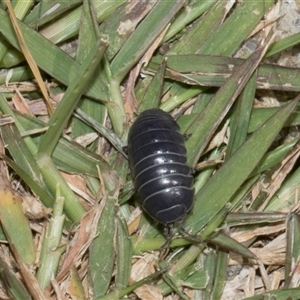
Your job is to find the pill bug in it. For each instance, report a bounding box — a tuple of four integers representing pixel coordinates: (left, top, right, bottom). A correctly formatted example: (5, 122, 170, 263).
(127, 108, 194, 239)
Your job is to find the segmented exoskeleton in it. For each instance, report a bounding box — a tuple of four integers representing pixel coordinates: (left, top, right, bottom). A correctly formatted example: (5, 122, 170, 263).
(127, 109, 194, 233)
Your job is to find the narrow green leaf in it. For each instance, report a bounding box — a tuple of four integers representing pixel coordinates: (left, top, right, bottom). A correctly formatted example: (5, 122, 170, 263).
(250, 138, 300, 177)
(210, 250, 228, 300)
(243, 287, 300, 300)
(2, 155, 54, 208)
(169, 0, 233, 55)
(158, 260, 209, 295)
(249, 107, 300, 133)
(198, 0, 275, 56)
(209, 232, 257, 260)
(12, 111, 117, 193)
(37, 0, 125, 44)
(226, 70, 257, 158)
(226, 212, 286, 227)
(36, 189, 66, 289)
(158, 0, 275, 112)
(0, 167, 35, 265)
(115, 217, 132, 290)
(0, 120, 44, 185)
(0, 121, 54, 207)
(138, 59, 166, 113)
(0, 8, 108, 101)
(0, 93, 37, 155)
(0, 66, 33, 85)
(24, 1, 81, 28)
(186, 43, 270, 167)
(162, 0, 216, 45)
(185, 96, 300, 233)
(110, 1, 184, 82)
(266, 32, 300, 58)
(103, 56, 126, 137)
(100, 1, 155, 61)
(38, 37, 108, 156)
(146, 54, 300, 92)
(285, 213, 300, 284)
(89, 197, 116, 297)
(71, 0, 106, 138)
(0, 0, 34, 62)
(0, 257, 31, 300)
(266, 165, 300, 212)
(37, 154, 86, 223)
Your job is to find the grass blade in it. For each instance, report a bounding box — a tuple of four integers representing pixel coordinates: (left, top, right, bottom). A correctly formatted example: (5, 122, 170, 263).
(110, 1, 184, 82)
(185, 96, 300, 233)
(186, 42, 271, 167)
(0, 161, 35, 265)
(36, 187, 65, 289)
(0, 8, 108, 100)
(38, 37, 108, 156)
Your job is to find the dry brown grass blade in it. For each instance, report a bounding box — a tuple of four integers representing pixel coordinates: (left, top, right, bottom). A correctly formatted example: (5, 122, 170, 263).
(12, 248, 49, 300)
(258, 139, 300, 211)
(5, 0, 53, 115)
(56, 201, 106, 282)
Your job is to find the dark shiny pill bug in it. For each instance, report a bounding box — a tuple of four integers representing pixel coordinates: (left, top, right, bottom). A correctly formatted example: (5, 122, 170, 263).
(127, 108, 194, 229)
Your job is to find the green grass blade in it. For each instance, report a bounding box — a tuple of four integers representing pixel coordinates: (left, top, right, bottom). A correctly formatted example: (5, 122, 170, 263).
(169, 0, 233, 55)
(138, 60, 166, 113)
(0, 163, 35, 265)
(89, 197, 116, 297)
(0, 93, 37, 155)
(37, 154, 86, 222)
(37, 1, 125, 44)
(0, 8, 108, 101)
(0, 257, 32, 300)
(186, 43, 269, 167)
(11, 111, 118, 193)
(146, 54, 300, 92)
(0, 120, 54, 207)
(100, 1, 155, 61)
(2, 155, 54, 207)
(71, 0, 106, 138)
(285, 213, 300, 284)
(162, 0, 216, 45)
(157, 0, 275, 112)
(0, 0, 34, 62)
(243, 287, 300, 300)
(110, 1, 184, 82)
(250, 139, 300, 177)
(115, 217, 132, 290)
(266, 165, 300, 212)
(209, 232, 257, 260)
(36, 189, 65, 289)
(24, 1, 82, 28)
(210, 250, 228, 300)
(198, 0, 274, 56)
(38, 37, 108, 156)
(185, 96, 300, 233)
(0, 66, 33, 84)
(266, 32, 300, 58)
(226, 71, 257, 158)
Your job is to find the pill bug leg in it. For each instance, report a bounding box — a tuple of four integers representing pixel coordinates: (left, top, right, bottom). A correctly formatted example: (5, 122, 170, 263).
(178, 223, 204, 244)
(161, 221, 203, 249)
(161, 223, 175, 249)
